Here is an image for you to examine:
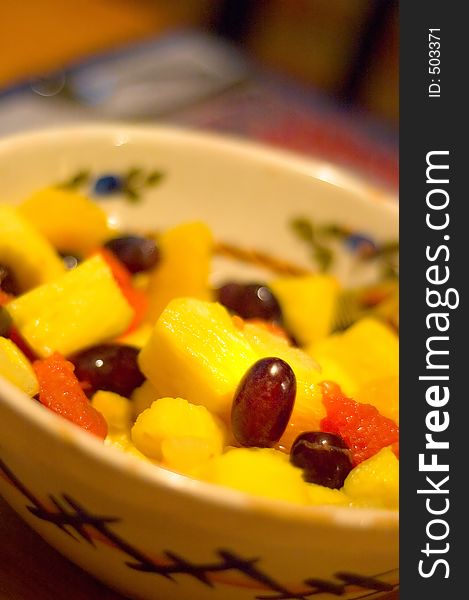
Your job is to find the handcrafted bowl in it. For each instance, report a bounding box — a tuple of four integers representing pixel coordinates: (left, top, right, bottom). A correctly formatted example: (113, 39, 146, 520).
(0, 125, 398, 600)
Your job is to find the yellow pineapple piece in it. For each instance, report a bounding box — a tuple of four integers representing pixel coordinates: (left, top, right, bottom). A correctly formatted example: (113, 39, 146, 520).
(117, 322, 153, 349)
(355, 375, 399, 424)
(0, 205, 65, 291)
(305, 483, 350, 506)
(270, 274, 340, 346)
(161, 437, 222, 477)
(139, 298, 259, 416)
(146, 222, 213, 322)
(105, 431, 151, 462)
(131, 379, 158, 419)
(132, 272, 150, 291)
(131, 397, 224, 464)
(0, 336, 38, 396)
(343, 446, 399, 509)
(91, 391, 131, 432)
(204, 448, 309, 504)
(19, 187, 113, 255)
(7, 255, 133, 357)
(308, 318, 399, 397)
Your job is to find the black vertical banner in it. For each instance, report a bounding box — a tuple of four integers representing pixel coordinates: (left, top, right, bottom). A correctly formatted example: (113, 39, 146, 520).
(400, 2, 465, 598)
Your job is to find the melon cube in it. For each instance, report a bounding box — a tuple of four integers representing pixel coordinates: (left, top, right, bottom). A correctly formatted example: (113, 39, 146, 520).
(7, 255, 133, 357)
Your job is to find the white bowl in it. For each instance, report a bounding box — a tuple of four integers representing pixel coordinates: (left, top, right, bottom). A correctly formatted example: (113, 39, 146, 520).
(0, 125, 398, 600)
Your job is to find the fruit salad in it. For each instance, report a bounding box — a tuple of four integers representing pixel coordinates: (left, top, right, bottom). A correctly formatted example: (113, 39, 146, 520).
(0, 186, 399, 509)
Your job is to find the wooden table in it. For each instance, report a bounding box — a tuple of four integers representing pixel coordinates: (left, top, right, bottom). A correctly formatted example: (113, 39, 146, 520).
(0, 494, 127, 600)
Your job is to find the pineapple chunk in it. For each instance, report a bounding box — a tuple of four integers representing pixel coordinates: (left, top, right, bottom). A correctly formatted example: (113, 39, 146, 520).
(117, 322, 153, 349)
(343, 446, 399, 509)
(91, 390, 132, 432)
(161, 437, 221, 477)
(131, 379, 158, 419)
(204, 448, 309, 504)
(105, 431, 151, 462)
(139, 298, 258, 416)
(0, 205, 65, 291)
(355, 375, 399, 424)
(7, 255, 133, 357)
(131, 396, 224, 471)
(146, 222, 213, 322)
(19, 187, 112, 255)
(139, 298, 325, 444)
(305, 483, 350, 506)
(270, 274, 340, 346)
(0, 336, 38, 396)
(308, 318, 399, 397)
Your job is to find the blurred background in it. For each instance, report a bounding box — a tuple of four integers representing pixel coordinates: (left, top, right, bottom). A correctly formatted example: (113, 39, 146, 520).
(0, 0, 398, 188)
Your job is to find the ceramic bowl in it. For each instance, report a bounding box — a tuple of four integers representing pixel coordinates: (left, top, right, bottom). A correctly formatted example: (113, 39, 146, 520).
(0, 125, 398, 600)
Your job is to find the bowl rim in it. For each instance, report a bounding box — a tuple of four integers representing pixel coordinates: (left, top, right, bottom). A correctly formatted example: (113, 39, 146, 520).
(0, 122, 398, 207)
(0, 123, 398, 531)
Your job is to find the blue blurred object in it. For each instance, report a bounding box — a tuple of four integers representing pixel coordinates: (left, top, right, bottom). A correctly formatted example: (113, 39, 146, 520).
(93, 175, 123, 195)
(345, 234, 379, 257)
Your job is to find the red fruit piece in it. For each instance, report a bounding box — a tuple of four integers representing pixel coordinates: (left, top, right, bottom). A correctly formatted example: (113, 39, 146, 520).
(33, 353, 108, 439)
(320, 381, 399, 465)
(97, 248, 148, 333)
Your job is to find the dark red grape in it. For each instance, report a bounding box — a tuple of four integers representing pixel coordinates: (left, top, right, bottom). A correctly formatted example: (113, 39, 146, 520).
(290, 431, 353, 489)
(104, 235, 160, 274)
(0, 263, 19, 295)
(231, 357, 296, 447)
(70, 344, 145, 398)
(216, 282, 283, 323)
